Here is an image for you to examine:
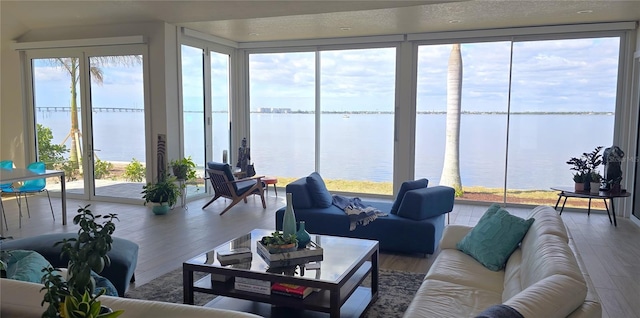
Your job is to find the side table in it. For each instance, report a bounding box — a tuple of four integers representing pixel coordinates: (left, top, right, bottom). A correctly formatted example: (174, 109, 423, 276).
(262, 177, 278, 196)
(551, 187, 631, 227)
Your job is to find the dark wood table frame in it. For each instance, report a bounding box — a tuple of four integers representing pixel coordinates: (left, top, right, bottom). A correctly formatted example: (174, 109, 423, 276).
(183, 229, 379, 318)
(551, 187, 631, 227)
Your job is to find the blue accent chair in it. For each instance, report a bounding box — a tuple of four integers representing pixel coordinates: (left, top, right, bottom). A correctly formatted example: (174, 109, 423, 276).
(275, 175, 455, 256)
(0, 160, 14, 230)
(2, 162, 54, 225)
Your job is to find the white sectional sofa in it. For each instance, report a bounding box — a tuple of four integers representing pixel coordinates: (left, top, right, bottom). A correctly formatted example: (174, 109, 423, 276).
(403, 205, 601, 318)
(1, 278, 262, 318)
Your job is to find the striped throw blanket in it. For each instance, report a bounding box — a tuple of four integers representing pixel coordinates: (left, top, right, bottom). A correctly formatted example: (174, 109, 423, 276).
(332, 195, 388, 231)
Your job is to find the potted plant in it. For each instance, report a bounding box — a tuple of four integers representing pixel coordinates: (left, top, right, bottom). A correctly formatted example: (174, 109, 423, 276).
(260, 231, 298, 253)
(169, 156, 197, 181)
(589, 171, 602, 194)
(40, 205, 123, 318)
(141, 173, 181, 215)
(566, 156, 589, 191)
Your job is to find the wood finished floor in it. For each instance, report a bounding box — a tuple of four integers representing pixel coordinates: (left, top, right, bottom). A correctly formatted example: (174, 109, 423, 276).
(1, 193, 638, 318)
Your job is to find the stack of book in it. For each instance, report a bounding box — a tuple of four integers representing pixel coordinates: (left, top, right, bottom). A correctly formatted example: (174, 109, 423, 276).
(234, 277, 271, 295)
(217, 247, 252, 265)
(271, 282, 314, 299)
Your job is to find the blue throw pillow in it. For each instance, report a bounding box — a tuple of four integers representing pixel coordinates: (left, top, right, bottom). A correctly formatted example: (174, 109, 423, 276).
(306, 172, 332, 208)
(390, 178, 428, 215)
(457, 208, 534, 271)
(4, 249, 53, 283)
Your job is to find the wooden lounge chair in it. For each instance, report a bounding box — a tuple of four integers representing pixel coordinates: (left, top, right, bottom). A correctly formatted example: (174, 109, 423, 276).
(202, 162, 266, 215)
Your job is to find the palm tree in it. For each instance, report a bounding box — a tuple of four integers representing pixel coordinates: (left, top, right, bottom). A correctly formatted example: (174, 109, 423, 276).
(48, 56, 141, 171)
(439, 44, 463, 196)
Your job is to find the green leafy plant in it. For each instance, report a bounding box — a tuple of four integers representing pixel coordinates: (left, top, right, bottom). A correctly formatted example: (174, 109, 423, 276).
(60, 160, 80, 182)
(260, 231, 297, 247)
(584, 146, 603, 172)
(590, 171, 602, 182)
(41, 205, 121, 318)
(169, 156, 197, 181)
(37, 124, 68, 170)
(61, 289, 122, 318)
(567, 156, 588, 183)
(123, 158, 145, 182)
(568, 146, 603, 183)
(94, 159, 113, 180)
(141, 173, 181, 207)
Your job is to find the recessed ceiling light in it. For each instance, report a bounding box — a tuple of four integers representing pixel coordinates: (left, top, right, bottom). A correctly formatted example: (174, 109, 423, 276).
(577, 10, 593, 14)
(340, 27, 352, 31)
(248, 32, 260, 36)
(448, 20, 461, 24)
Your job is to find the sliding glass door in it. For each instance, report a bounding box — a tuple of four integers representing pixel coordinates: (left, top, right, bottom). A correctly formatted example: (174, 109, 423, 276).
(29, 46, 147, 201)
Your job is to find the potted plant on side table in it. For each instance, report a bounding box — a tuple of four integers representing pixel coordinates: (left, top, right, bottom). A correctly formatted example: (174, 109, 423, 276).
(566, 156, 589, 192)
(141, 173, 181, 215)
(41, 205, 123, 318)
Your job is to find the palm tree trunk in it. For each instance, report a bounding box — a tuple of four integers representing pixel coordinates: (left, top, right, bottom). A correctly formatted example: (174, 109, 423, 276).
(440, 44, 463, 196)
(69, 58, 82, 170)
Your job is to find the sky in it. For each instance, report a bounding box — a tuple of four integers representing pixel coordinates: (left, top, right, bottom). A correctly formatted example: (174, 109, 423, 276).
(32, 36, 620, 114)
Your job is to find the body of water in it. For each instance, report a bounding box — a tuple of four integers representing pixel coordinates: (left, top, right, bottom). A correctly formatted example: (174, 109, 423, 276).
(37, 112, 614, 190)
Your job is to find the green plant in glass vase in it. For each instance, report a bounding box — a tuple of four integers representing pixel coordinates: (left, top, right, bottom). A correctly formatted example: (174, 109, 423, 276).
(41, 205, 123, 318)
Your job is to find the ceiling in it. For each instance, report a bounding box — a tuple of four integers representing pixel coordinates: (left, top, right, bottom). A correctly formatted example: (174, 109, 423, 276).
(1, 1, 640, 45)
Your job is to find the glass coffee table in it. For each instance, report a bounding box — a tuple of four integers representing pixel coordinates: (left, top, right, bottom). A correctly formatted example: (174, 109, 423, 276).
(183, 229, 379, 317)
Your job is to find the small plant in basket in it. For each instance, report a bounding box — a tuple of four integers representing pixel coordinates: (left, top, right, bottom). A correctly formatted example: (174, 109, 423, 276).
(260, 232, 298, 253)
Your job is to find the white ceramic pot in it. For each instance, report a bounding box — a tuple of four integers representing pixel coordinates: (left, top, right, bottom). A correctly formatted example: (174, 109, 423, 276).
(590, 182, 600, 194)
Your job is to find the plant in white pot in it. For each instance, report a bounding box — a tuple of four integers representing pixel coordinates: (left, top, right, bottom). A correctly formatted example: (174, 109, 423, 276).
(141, 173, 181, 215)
(589, 171, 602, 194)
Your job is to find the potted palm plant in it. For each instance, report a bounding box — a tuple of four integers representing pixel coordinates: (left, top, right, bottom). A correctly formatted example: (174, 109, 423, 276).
(141, 173, 181, 215)
(40, 205, 123, 318)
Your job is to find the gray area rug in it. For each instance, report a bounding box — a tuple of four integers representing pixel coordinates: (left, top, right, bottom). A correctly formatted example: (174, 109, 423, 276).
(125, 268, 424, 317)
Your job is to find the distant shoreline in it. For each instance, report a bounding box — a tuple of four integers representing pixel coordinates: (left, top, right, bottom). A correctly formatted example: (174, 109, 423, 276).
(36, 107, 614, 116)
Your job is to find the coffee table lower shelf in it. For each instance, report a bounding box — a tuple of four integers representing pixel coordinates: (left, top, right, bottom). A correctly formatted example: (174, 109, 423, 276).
(204, 287, 373, 318)
(191, 262, 375, 317)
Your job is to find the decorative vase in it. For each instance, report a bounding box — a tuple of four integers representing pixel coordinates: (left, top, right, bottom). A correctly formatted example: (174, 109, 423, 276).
(574, 182, 584, 192)
(590, 182, 600, 194)
(152, 203, 170, 215)
(296, 221, 311, 248)
(282, 193, 297, 238)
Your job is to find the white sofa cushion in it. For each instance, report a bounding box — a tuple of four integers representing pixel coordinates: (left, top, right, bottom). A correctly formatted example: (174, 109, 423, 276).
(404, 278, 502, 318)
(505, 274, 587, 318)
(425, 249, 505, 294)
(526, 206, 569, 242)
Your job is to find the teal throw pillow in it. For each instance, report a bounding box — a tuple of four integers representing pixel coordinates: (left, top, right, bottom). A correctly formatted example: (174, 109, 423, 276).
(306, 172, 332, 208)
(4, 249, 53, 283)
(390, 178, 428, 215)
(456, 208, 534, 271)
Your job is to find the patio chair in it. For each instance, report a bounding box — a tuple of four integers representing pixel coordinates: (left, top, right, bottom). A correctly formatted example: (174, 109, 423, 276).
(202, 162, 266, 215)
(3, 161, 54, 226)
(0, 160, 13, 230)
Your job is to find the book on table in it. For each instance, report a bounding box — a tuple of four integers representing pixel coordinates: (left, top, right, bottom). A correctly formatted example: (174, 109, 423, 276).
(234, 277, 271, 295)
(271, 282, 314, 299)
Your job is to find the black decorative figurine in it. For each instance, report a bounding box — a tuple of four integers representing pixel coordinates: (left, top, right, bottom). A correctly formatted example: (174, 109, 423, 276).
(601, 145, 624, 191)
